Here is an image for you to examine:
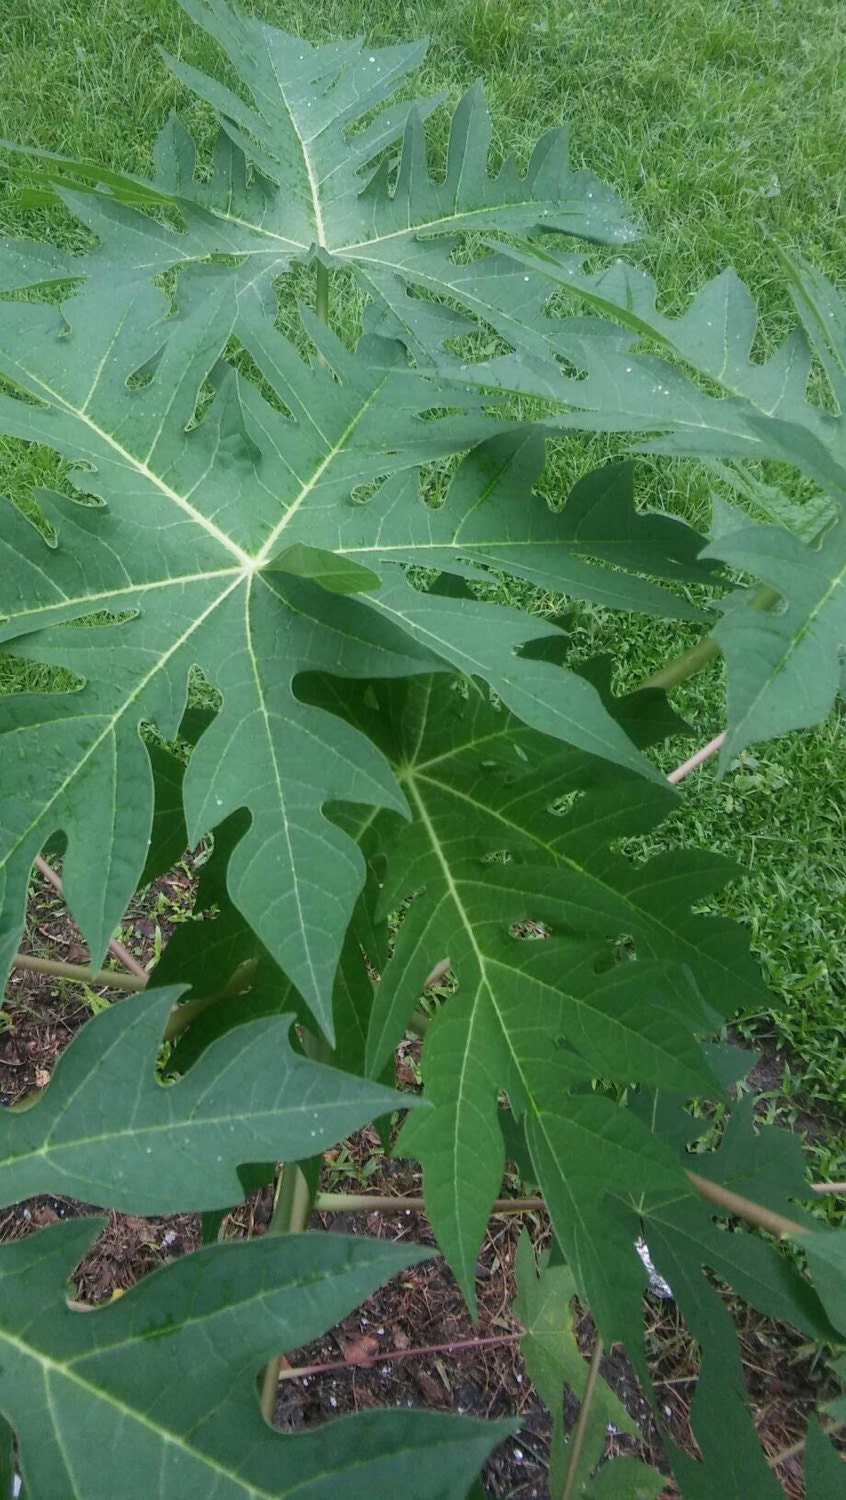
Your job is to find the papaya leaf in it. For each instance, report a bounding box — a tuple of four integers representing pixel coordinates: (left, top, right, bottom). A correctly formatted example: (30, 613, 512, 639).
(292, 674, 769, 1313)
(513, 1231, 647, 1494)
(703, 513, 846, 761)
(423, 245, 846, 756)
(0, 267, 654, 1040)
(1, 1220, 508, 1499)
(357, 675, 765, 1079)
(803, 1228, 846, 1339)
(149, 809, 303, 1067)
(0, 0, 635, 333)
(779, 251, 846, 414)
(139, 740, 191, 889)
(584, 1460, 668, 1498)
(0, 988, 414, 1213)
(622, 1092, 836, 1497)
(477, 246, 846, 505)
(803, 1418, 846, 1498)
(707, 459, 837, 545)
(330, 432, 717, 621)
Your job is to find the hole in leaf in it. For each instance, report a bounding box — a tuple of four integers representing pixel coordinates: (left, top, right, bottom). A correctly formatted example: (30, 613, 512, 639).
(348, 477, 387, 506)
(509, 919, 552, 940)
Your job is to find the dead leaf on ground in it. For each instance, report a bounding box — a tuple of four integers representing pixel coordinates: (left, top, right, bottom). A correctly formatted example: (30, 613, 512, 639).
(341, 1332, 380, 1367)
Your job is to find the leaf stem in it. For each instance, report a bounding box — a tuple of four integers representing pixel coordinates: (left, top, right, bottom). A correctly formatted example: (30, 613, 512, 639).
(162, 960, 257, 1042)
(9, 954, 146, 993)
(667, 732, 725, 784)
(35, 855, 148, 980)
(277, 1330, 522, 1383)
(684, 1169, 809, 1237)
(561, 1333, 604, 1500)
(314, 1191, 545, 1215)
(637, 583, 781, 693)
(268, 1163, 313, 1238)
(260, 1163, 313, 1423)
(315, 259, 330, 327)
(639, 634, 721, 693)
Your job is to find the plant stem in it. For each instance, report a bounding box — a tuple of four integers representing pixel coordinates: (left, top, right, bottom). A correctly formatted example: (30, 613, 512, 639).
(9, 954, 146, 993)
(313, 1191, 545, 1215)
(406, 1007, 430, 1039)
(268, 1163, 313, 1238)
(561, 1334, 604, 1500)
(260, 1163, 313, 1424)
(315, 259, 330, 327)
(667, 732, 726, 784)
(162, 960, 257, 1041)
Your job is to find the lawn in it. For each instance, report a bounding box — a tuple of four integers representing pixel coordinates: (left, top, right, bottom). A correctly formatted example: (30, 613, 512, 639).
(1, 0, 844, 1169)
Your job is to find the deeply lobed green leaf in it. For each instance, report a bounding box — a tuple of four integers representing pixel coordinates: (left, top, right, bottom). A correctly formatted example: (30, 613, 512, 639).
(0, 988, 411, 1213)
(0, 1220, 508, 1499)
(0, 267, 662, 1037)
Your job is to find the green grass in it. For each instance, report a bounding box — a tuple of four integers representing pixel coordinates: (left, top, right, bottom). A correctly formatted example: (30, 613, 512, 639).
(1, 0, 844, 1161)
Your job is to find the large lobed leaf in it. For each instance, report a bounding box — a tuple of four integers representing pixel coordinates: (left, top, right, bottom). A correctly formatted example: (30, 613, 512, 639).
(0, 0, 635, 333)
(0, 987, 411, 1213)
(0, 1219, 508, 1499)
(0, 265, 663, 1039)
(299, 673, 769, 1317)
(473, 246, 846, 503)
(430, 246, 846, 758)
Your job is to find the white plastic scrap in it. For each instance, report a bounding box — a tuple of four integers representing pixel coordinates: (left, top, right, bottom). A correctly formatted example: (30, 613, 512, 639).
(635, 1237, 674, 1300)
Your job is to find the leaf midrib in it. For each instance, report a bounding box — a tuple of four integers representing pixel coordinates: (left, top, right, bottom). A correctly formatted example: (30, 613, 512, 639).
(262, 33, 326, 250)
(407, 771, 606, 1294)
(0, 567, 240, 638)
(19, 371, 255, 568)
(406, 777, 536, 1244)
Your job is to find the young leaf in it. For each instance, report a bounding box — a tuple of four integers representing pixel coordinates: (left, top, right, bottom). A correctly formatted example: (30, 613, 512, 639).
(1, 1220, 508, 1499)
(0, 989, 414, 1214)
